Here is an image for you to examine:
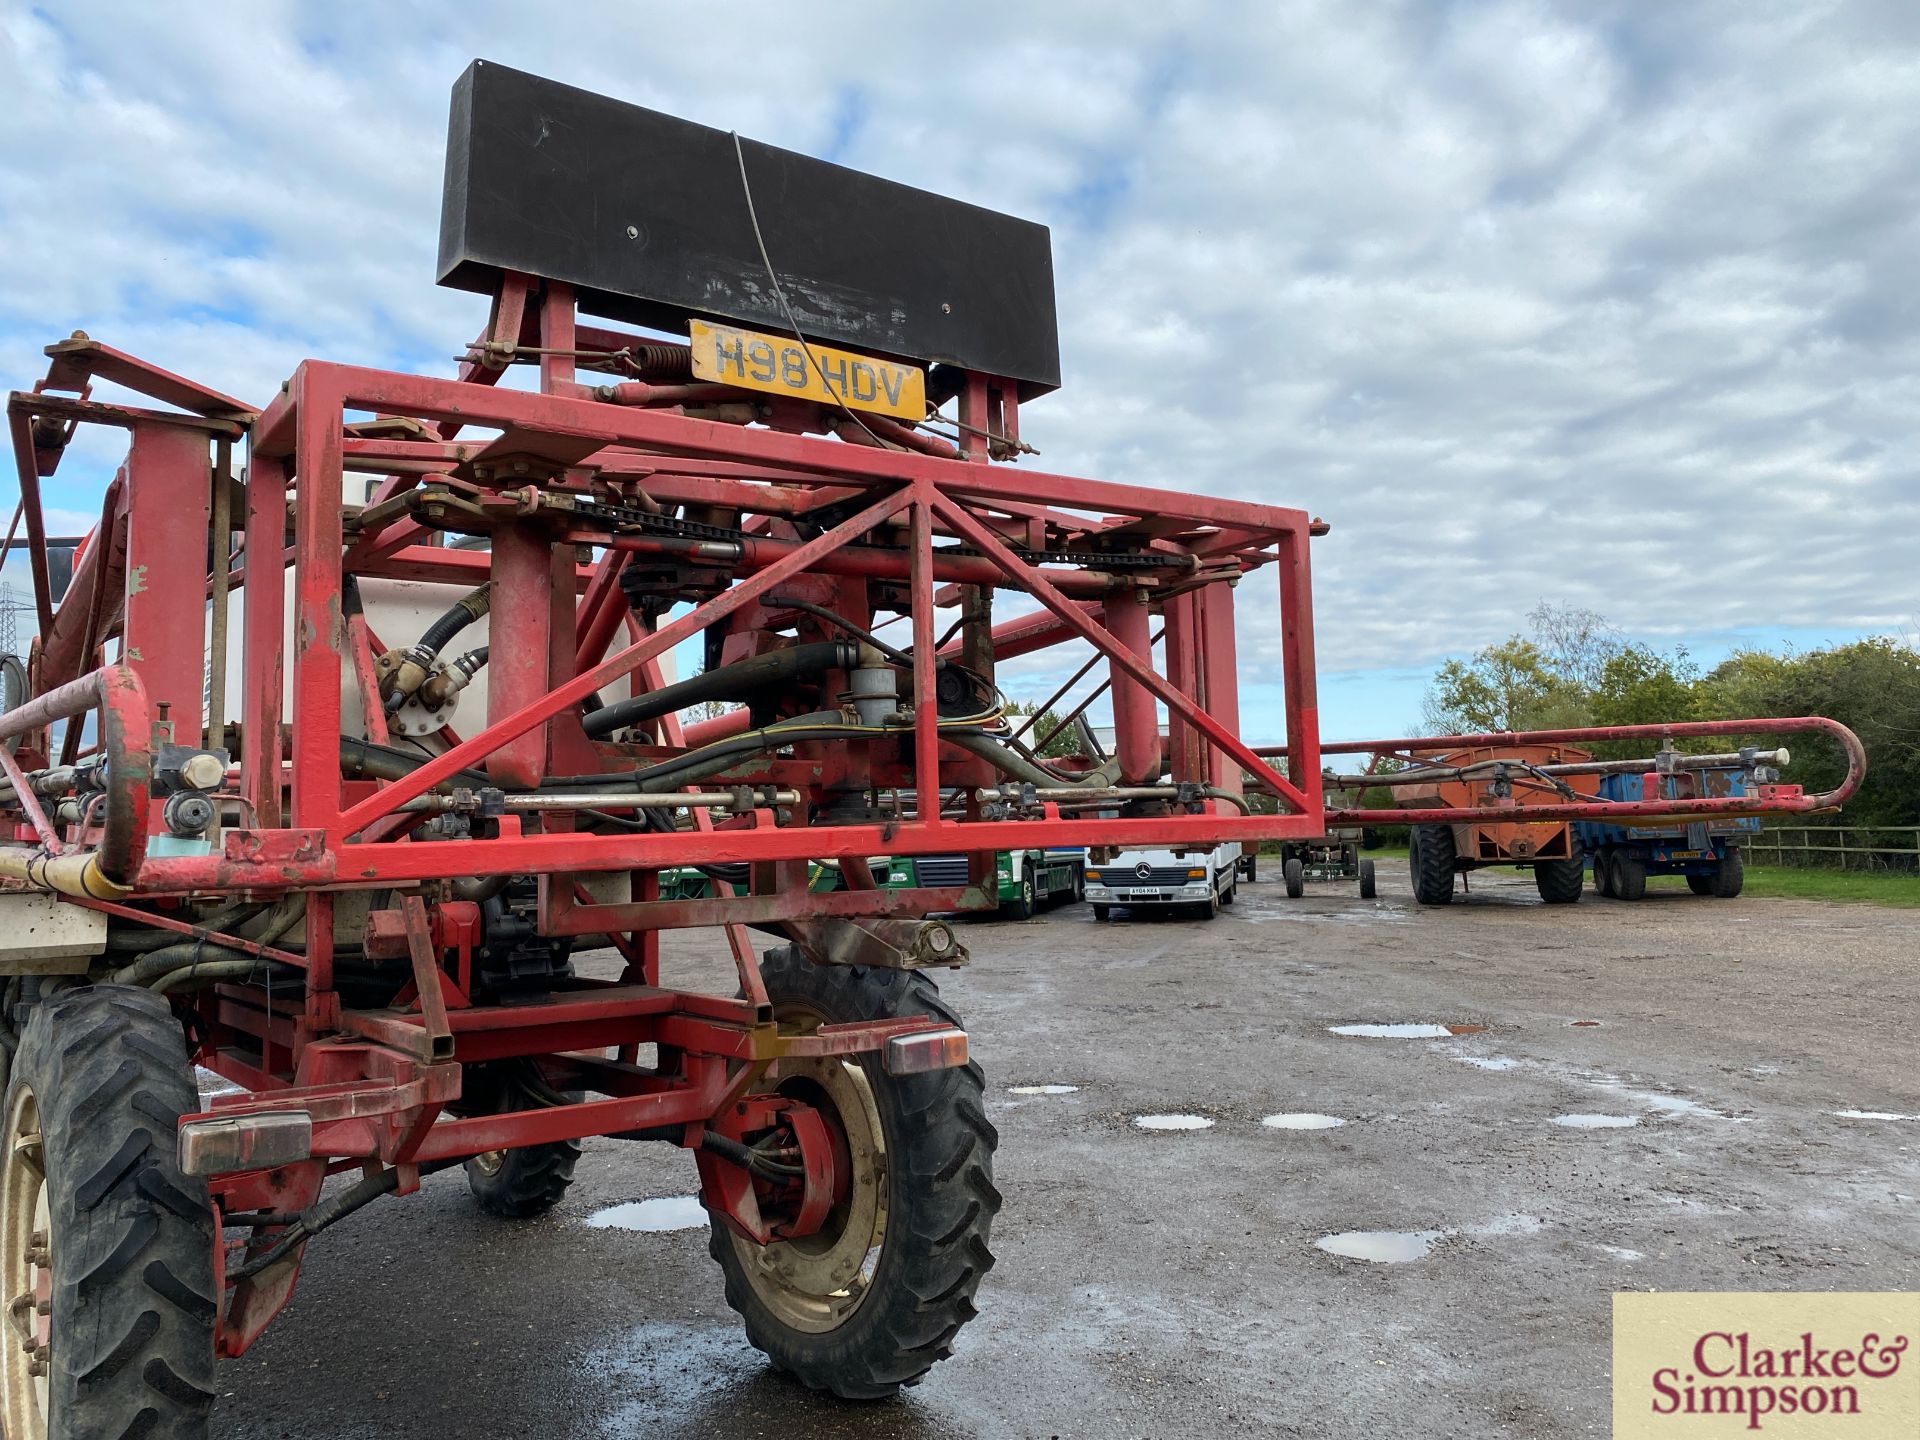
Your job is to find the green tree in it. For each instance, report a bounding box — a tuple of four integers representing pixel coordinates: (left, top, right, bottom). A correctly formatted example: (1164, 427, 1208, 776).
(1004, 701, 1085, 760)
(1697, 639, 1920, 828)
(1587, 644, 1700, 758)
(1421, 638, 1588, 734)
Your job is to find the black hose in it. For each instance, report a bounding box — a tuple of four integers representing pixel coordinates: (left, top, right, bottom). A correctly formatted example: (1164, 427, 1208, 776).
(416, 583, 491, 658)
(340, 737, 489, 790)
(700, 1131, 801, 1179)
(765, 596, 920, 669)
(229, 1158, 464, 1282)
(581, 642, 855, 740)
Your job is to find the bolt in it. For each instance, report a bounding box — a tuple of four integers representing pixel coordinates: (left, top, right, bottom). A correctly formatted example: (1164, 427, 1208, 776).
(626, 225, 639, 239)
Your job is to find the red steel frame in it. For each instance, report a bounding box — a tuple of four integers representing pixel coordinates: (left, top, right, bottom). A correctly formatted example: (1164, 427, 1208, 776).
(2, 280, 1329, 1351)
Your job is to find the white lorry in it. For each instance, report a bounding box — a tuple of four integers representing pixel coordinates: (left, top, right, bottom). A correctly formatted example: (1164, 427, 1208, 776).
(1083, 842, 1244, 920)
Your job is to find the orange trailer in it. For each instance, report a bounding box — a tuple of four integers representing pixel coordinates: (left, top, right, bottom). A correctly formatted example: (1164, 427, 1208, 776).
(1395, 742, 1602, 905)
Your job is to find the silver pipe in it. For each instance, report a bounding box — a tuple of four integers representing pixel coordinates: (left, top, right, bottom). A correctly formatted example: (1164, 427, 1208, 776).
(393, 788, 802, 814)
(1326, 747, 1790, 789)
(974, 783, 1253, 815)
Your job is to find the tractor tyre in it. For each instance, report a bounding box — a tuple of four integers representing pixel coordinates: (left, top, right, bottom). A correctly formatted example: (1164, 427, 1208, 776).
(1613, 854, 1648, 902)
(462, 1063, 582, 1218)
(1359, 859, 1377, 900)
(1710, 847, 1745, 898)
(1283, 858, 1305, 899)
(1001, 866, 1037, 922)
(1409, 825, 1457, 906)
(466, 1142, 580, 1218)
(1534, 850, 1585, 904)
(0, 985, 215, 1440)
(1593, 849, 1616, 898)
(709, 947, 999, 1400)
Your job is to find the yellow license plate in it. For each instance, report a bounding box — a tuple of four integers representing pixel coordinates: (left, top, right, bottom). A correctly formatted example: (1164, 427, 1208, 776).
(689, 320, 925, 421)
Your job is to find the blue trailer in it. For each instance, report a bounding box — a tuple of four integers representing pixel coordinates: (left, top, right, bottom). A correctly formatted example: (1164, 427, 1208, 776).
(1574, 767, 1759, 900)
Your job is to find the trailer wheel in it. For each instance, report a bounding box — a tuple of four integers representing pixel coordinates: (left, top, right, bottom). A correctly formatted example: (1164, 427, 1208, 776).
(1709, 847, 1745, 898)
(1359, 859, 1377, 900)
(1533, 850, 1585, 904)
(0, 986, 215, 1440)
(1091, 904, 1110, 921)
(1409, 825, 1457, 906)
(1593, 849, 1616, 898)
(1685, 873, 1713, 896)
(1613, 854, 1648, 902)
(710, 948, 999, 1399)
(1283, 858, 1305, 899)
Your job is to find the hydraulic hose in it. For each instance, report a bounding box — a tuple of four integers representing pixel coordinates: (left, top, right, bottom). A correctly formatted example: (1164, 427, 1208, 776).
(416, 583, 492, 658)
(581, 642, 856, 740)
(108, 899, 305, 987)
(949, 733, 1123, 791)
(340, 737, 489, 790)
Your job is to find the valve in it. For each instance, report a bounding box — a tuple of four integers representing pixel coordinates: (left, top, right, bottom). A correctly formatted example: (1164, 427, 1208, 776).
(162, 790, 216, 839)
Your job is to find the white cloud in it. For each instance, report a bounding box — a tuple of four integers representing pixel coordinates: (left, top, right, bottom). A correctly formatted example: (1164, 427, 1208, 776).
(1, 0, 1915, 728)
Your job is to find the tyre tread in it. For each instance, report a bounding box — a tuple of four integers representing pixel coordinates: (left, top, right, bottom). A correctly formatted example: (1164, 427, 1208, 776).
(11, 983, 214, 1438)
(708, 948, 999, 1399)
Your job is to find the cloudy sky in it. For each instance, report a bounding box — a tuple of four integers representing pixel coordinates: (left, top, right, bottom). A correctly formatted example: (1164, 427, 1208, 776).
(2, 1, 1915, 741)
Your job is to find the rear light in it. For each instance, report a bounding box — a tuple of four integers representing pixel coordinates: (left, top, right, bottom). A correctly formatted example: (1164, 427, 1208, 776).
(883, 1028, 969, 1076)
(178, 1110, 313, 1176)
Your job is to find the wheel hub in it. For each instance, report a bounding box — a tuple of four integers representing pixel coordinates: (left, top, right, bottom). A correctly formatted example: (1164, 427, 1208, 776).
(1, 1085, 50, 1439)
(730, 1046, 888, 1334)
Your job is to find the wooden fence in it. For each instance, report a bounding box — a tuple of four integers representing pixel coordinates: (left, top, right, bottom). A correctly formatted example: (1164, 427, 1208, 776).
(1745, 825, 1920, 871)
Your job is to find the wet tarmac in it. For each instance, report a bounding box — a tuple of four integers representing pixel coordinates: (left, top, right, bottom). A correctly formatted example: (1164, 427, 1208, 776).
(212, 867, 1920, 1437)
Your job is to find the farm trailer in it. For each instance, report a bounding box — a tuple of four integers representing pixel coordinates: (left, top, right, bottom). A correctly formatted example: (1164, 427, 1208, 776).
(1577, 762, 1771, 900)
(1250, 721, 1860, 907)
(0, 60, 1866, 1439)
(0, 62, 1338, 1437)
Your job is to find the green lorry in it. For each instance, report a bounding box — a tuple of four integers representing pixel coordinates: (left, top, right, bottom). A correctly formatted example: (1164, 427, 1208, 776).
(661, 849, 1084, 919)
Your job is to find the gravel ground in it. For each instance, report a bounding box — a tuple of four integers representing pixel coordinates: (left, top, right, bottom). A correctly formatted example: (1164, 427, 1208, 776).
(211, 865, 1920, 1438)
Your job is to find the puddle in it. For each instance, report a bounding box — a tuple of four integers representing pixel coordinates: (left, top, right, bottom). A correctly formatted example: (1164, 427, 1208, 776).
(1833, 1109, 1920, 1121)
(1008, 1084, 1080, 1095)
(1261, 1113, 1345, 1130)
(1315, 1230, 1439, 1263)
(1551, 1113, 1639, 1129)
(1329, 1023, 1482, 1038)
(585, 1196, 707, 1232)
(1132, 1114, 1214, 1131)
(1456, 1056, 1519, 1071)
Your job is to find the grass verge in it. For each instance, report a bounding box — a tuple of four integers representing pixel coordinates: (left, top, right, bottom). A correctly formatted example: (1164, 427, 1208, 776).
(1258, 847, 1920, 907)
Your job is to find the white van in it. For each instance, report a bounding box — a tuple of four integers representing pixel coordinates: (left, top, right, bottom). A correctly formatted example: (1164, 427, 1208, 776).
(1083, 843, 1243, 920)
